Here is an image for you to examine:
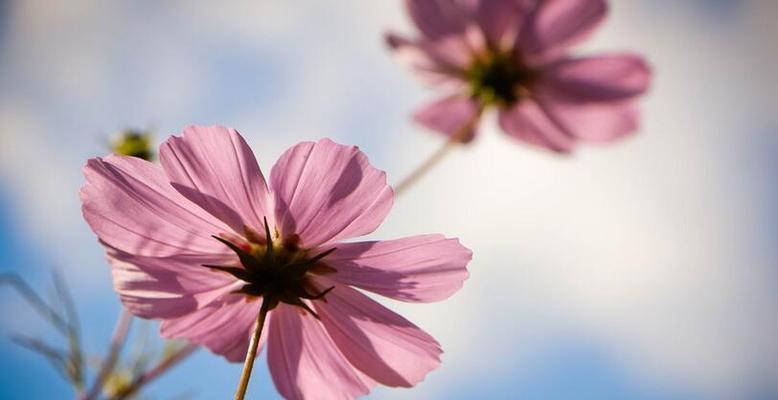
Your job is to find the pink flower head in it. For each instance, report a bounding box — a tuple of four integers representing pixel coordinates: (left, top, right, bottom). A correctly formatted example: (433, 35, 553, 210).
(388, 0, 652, 153)
(80, 125, 472, 399)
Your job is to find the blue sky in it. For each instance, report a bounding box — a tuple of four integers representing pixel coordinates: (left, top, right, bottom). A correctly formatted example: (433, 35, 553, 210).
(1, 1, 777, 399)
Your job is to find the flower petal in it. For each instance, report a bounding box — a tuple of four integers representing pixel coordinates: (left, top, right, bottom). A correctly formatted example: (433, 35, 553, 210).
(106, 245, 237, 319)
(474, 0, 525, 47)
(315, 282, 442, 387)
(267, 304, 375, 400)
(160, 293, 262, 362)
(498, 100, 575, 153)
(405, 0, 470, 40)
(413, 96, 481, 142)
(160, 125, 273, 235)
(81, 155, 228, 257)
(541, 54, 652, 101)
(523, 0, 607, 56)
(386, 32, 474, 86)
(537, 95, 641, 142)
(386, 33, 455, 87)
(270, 139, 393, 248)
(323, 234, 471, 303)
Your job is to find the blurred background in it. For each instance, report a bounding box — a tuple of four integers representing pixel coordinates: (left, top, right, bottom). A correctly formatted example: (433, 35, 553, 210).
(1, 0, 776, 399)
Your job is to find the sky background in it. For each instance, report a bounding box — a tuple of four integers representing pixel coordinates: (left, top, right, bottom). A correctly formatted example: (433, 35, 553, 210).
(1, 0, 777, 399)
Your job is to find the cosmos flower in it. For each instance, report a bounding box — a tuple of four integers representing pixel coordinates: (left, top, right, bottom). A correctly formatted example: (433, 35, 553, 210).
(387, 0, 652, 152)
(80, 125, 472, 399)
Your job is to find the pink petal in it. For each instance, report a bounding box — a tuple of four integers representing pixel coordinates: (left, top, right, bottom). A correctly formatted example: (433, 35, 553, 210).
(405, 0, 470, 40)
(541, 54, 652, 101)
(160, 293, 262, 362)
(537, 95, 641, 142)
(386, 33, 450, 86)
(385, 33, 473, 88)
(267, 304, 375, 400)
(498, 100, 575, 153)
(314, 281, 442, 387)
(270, 139, 393, 248)
(81, 155, 228, 257)
(323, 234, 471, 302)
(413, 96, 481, 142)
(474, 0, 524, 47)
(160, 125, 274, 235)
(523, 0, 607, 56)
(106, 245, 237, 319)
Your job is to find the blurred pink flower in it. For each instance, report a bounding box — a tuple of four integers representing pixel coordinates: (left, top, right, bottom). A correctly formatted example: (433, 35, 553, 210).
(388, 0, 652, 152)
(81, 125, 472, 399)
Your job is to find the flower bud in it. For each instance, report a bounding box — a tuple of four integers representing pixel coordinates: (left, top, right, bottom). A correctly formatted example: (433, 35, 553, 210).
(110, 130, 154, 161)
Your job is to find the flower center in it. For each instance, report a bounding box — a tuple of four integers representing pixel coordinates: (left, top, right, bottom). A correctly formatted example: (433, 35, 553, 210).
(466, 51, 537, 106)
(204, 218, 335, 318)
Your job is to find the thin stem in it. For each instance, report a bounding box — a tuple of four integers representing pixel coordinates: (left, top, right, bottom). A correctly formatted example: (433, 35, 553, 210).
(0, 273, 69, 335)
(83, 309, 133, 400)
(393, 107, 484, 196)
(235, 299, 270, 400)
(110, 342, 199, 400)
(393, 136, 460, 196)
(52, 271, 86, 395)
(1, 272, 86, 395)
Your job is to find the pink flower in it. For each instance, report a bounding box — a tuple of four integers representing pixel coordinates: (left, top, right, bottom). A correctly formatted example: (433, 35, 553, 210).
(80, 125, 471, 399)
(388, 0, 652, 153)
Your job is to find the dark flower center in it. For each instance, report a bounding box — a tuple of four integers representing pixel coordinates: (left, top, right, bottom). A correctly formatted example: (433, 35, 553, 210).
(466, 51, 537, 106)
(204, 218, 335, 318)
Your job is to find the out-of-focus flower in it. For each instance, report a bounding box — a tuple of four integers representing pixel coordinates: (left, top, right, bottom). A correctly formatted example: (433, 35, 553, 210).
(387, 0, 652, 153)
(110, 130, 154, 161)
(80, 125, 472, 399)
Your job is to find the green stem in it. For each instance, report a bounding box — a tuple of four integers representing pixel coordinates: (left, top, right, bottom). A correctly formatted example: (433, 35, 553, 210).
(83, 309, 133, 400)
(393, 106, 484, 196)
(110, 342, 199, 400)
(234, 298, 270, 400)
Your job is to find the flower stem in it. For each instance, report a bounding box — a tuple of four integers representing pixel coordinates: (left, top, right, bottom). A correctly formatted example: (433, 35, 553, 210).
(82, 309, 133, 400)
(393, 107, 484, 196)
(110, 342, 199, 400)
(393, 135, 459, 196)
(234, 298, 270, 400)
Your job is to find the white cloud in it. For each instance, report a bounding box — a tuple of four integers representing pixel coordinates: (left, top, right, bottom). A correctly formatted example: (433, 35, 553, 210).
(375, 1, 778, 398)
